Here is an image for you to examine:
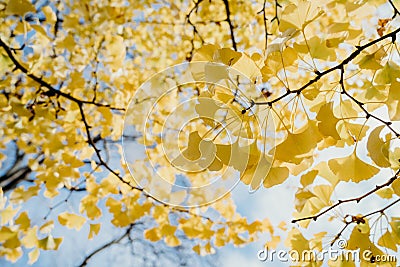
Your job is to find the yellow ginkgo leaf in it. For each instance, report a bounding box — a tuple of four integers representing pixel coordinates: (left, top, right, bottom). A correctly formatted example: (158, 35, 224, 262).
(21, 228, 38, 248)
(387, 81, 400, 121)
(310, 231, 327, 251)
(192, 44, 219, 62)
(28, 248, 40, 265)
(169, 190, 187, 204)
(266, 28, 299, 55)
(214, 229, 227, 247)
(266, 235, 281, 249)
(88, 224, 101, 240)
(207, 156, 224, 171)
(367, 126, 391, 168)
(195, 97, 222, 119)
(58, 212, 86, 231)
(274, 121, 321, 164)
(263, 166, 289, 188)
(376, 187, 394, 199)
(374, 61, 400, 84)
(312, 185, 333, 206)
(0, 227, 16, 243)
(300, 170, 318, 187)
(215, 48, 242, 66)
(0, 205, 19, 226)
(39, 220, 54, 234)
(389, 218, 400, 242)
(144, 227, 161, 242)
(198, 139, 217, 168)
(285, 228, 309, 253)
(392, 179, 400, 196)
(2, 230, 20, 249)
(5, 0, 35, 16)
(38, 235, 62, 250)
(377, 230, 398, 253)
(31, 25, 51, 41)
(104, 35, 126, 71)
(325, 32, 347, 48)
(3, 246, 22, 263)
(279, 0, 324, 31)
(15, 212, 30, 231)
(79, 195, 102, 220)
(204, 63, 230, 83)
(294, 36, 336, 60)
(192, 244, 201, 255)
(172, 131, 219, 171)
(328, 152, 379, 182)
(336, 121, 370, 144)
(355, 50, 384, 70)
(165, 235, 181, 247)
(161, 224, 177, 236)
(314, 161, 339, 186)
(241, 156, 272, 192)
(317, 102, 340, 140)
(216, 141, 248, 172)
(176, 131, 202, 161)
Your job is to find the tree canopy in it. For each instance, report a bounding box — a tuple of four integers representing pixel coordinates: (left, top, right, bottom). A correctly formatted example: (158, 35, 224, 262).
(0, 0, 400, 266)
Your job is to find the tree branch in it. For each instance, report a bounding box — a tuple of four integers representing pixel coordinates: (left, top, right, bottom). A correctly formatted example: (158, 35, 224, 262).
(1, 35, 215, 222)
(329, 196, 400, 246)
(77, 103, 214, 222)
(0, 152, 44, 191)
(77, 224, 135, 267)
(363, 197, 400, 218)
(338, 66, 400, 137)
(185, 0, 205, 60)
(252, 26, 400, 108)
(292, 169, 400, 223)
(258, 0, 271, 51)
(222, 0, 237, 51)
(0, 38, 125, 111)
(388, 0, 400, 18)
(271, 0, 281, 25)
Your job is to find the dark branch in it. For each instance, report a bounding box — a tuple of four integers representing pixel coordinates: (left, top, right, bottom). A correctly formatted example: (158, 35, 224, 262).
(77, 224, 135, 267)
(254, 27, 400, 107)
(363, 197, 400, 218)
(338, 67, 400, 137)
(292, 169, 400, 223)
(0, 38, 125, 111)
(0, 152, 44, 192)
(330, 196, 400, 246)
(1, 166, 32, 191)
(1, 39, 214, 219)
(258, 0, 271, 51)
(222, 0, 237, 51)
(1, 37, 214, 221)
(388, 0, 400, 18)
(271, 0, 281, 24)
(77, 103, 214, 222)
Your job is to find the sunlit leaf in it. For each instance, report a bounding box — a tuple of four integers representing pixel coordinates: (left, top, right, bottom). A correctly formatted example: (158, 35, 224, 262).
(328, 152, 379, 182)
(58, 213, 86, 231)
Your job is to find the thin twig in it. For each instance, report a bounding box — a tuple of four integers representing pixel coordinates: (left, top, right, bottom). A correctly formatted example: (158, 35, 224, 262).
(78, 224, 135, 267)
(388, 0, 400, 18)
(253, 27, 400, 108)
(0, 38, 125, 111)
(292, 169, 400, 223)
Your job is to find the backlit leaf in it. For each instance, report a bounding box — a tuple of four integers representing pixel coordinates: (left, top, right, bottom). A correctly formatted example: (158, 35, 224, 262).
(58, 213, 86, 231)
(328, 152, 379, 182)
